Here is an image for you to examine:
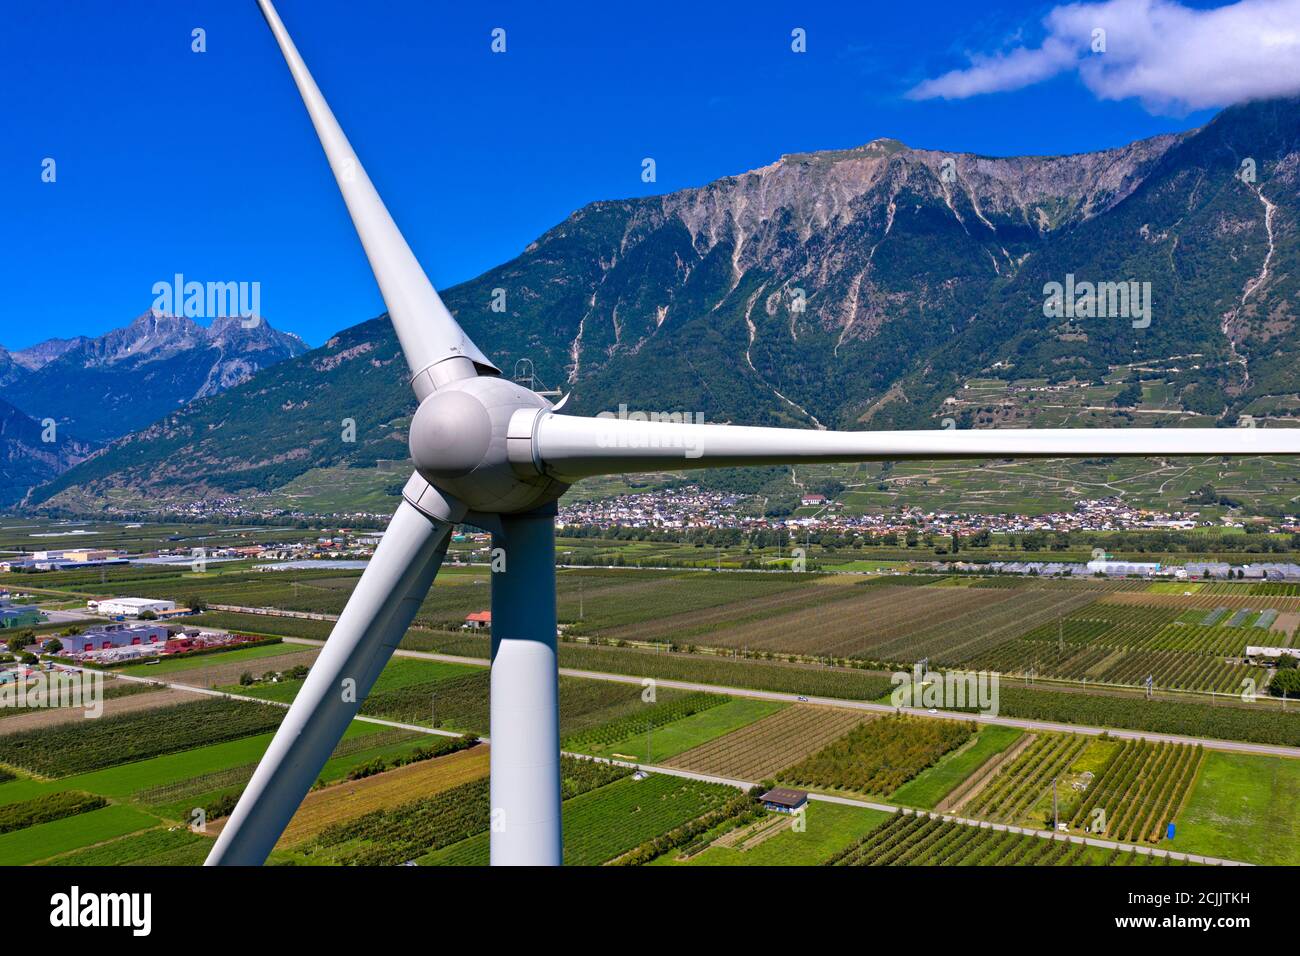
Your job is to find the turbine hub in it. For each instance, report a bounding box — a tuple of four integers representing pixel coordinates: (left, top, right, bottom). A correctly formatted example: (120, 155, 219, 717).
(408, 376, 567, 514)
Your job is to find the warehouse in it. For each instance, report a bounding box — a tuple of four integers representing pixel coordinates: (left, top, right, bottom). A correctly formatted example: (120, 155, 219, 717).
(90, 597, 176, 618)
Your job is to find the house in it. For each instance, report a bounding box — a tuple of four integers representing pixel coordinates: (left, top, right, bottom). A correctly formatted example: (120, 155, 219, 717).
(759, 787, 809, 814)
(464, 611, 492, 630)
(801, 493, 827, 507)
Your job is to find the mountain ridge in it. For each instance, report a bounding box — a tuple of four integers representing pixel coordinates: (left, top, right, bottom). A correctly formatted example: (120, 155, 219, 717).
(29, 96, 1300, 514)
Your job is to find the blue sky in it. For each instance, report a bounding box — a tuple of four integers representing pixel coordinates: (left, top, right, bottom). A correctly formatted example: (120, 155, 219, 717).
(2, 0, 1242, 350)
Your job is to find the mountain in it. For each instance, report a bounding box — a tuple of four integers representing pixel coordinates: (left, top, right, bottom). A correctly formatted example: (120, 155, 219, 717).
(0, 398, 93, 505)
(0, 312, 308, 443)
(31, 97, 1300, 514)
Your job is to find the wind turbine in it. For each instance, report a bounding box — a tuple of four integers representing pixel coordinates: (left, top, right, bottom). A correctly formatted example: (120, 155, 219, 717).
(210, 0, 1299, 866)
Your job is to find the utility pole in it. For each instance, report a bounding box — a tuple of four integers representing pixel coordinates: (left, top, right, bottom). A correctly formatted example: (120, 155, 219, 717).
(431, 692, 436, 728)
(1053, 776, 1059, 831)
(646, 717, 652, 766)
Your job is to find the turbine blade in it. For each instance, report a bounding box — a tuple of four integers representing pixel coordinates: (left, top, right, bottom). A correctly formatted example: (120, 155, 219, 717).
(256, 0, 497, 392)
(206, 498, 453, 865)
(534, 414, 1300, 480)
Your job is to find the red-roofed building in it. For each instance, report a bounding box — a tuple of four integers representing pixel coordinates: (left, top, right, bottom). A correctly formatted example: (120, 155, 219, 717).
(464, 610, 491, 630)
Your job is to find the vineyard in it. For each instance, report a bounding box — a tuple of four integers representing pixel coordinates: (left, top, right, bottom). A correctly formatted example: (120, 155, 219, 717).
(781, 715, 974, 795)
(663, 705, 868, 780)
(964, 733, 1088, 824)
(825, 812, 1189, 866)
(1067, 740, 1204, 843)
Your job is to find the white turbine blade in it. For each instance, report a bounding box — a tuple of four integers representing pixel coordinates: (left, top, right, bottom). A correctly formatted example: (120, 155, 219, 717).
(206, 498, 453, 865)
(256, 0, 497, 390)
(534, 413, 1300, 480)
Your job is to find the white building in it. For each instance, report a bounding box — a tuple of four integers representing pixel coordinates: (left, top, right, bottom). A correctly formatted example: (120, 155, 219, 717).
(91, 598, 177, 618)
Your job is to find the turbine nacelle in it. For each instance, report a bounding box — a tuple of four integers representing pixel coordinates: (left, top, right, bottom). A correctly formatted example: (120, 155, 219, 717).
(407, 374, 567, 515)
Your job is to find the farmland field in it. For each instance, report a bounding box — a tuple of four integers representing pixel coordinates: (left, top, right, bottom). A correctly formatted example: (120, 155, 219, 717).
(663, 705, 868, 780)
(47, 826, 212, 866)
(0, 697, 285, 777)
(1176, 752, 1300, 865)
(654, 801, 892, 866)
(964, 733, 1089, 825)
(0, 805, 158, 865)
(889, 726, 1024, 809)
(782, 715, 974, 796)
(827, 812, 1188, 866)
(425, 771, 735, 866)
(1066, 739, 1204, 842)
(274, 745, 491, 848)
(564, 696, 782, 764)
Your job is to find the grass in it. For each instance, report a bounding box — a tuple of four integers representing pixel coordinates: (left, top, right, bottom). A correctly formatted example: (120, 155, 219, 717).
(570, 699, 785, 764)
(1176, 751, 1300, 865)
(889, 725, 1024, 809)
(654, 802, 891, 866)
(0, 804, 158, 865)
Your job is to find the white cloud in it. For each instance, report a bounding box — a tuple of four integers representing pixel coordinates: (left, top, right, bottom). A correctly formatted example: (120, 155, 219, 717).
(908, 0, 1300, 112)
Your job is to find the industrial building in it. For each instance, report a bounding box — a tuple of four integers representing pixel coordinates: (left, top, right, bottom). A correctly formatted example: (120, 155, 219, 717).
(74, 623, 171, 652)
(89, 597, 177, 618)
(0, 599, 41, 629)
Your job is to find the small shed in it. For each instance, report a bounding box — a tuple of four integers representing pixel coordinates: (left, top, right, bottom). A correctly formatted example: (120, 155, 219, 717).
(464, 610, 492, 630)
(759, 787, 809, 814)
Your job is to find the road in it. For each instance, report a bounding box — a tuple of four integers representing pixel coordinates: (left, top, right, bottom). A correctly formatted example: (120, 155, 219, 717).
(274, 637, 1300, 760)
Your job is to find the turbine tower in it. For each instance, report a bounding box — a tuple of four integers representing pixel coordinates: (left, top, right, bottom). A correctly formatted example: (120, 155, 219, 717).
(209, 0, 1299, 866)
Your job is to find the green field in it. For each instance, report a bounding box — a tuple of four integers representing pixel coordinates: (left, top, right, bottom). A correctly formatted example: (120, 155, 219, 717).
(1176, 751, 1300, 865)
(0, 804, 158, 865)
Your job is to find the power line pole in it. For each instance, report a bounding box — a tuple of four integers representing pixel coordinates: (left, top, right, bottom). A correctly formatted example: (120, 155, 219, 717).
(1053, 776, 1059, 831)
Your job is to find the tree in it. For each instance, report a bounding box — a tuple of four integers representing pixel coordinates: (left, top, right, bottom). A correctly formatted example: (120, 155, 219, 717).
(1270, 668, 1300, 697)
(186, 596, 208, 613)
(44, 637, 63, 654)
